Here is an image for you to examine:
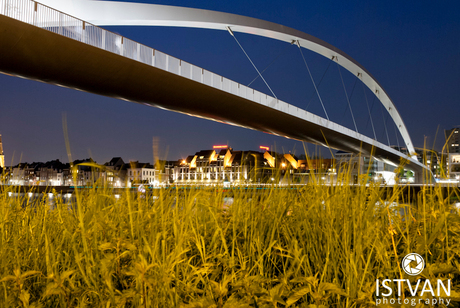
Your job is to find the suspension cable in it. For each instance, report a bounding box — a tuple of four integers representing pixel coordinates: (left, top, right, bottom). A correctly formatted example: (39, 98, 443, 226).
(360, 77, 377, 140)
(305, 61, 332, 111)
(296, 41, 329, 120)
(227, 27, 277, 99)
(340, 77, 358, 125)
(336, 59, 358, 132)
(365, 95, 376, 131)
(380, 103, 391, 146)
(247, 42, 293, 87)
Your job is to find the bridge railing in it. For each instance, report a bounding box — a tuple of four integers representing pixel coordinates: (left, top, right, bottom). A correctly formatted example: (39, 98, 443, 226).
(0, 0, 311, 126)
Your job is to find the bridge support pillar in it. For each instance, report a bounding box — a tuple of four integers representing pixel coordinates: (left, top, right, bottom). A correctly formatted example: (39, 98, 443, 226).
(414, 172, 424, 185)
(414, 170, 435, 185)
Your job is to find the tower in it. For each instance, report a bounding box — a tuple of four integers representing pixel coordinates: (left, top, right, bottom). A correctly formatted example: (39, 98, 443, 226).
(0, 134, 4, 168)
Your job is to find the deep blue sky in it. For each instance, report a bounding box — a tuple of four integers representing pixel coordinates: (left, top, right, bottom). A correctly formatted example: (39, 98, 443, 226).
(1, 0, 459, 165)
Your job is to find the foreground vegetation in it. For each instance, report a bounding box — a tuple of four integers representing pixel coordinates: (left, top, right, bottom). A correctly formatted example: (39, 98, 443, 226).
(0, 177, 459, 307)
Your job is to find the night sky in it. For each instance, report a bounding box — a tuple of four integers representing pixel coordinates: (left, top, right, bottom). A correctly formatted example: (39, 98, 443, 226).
(1, 0, 459, 165)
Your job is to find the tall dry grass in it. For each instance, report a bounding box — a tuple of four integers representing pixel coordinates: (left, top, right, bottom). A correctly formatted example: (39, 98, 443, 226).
(0, 171, 459, 307)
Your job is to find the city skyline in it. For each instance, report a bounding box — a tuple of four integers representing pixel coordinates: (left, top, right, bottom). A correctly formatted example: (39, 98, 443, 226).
(0, 0, 459, 165)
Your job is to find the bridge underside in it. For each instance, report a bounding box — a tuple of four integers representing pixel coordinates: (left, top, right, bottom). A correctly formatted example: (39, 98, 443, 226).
(0, 15, 428, 178)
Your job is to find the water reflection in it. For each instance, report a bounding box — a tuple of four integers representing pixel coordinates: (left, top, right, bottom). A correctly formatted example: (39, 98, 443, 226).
(6, 192, 74, 210)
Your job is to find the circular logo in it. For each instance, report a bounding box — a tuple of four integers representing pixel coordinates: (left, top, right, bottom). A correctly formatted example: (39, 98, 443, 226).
(402, 253, 424, 276)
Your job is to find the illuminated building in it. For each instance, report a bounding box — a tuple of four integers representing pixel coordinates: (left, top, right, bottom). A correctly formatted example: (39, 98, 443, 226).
(0, 134, 4, 168)
(445, 127, 460, 179)
(9, 160, 66, 186)
(127, 161, 156, 185)
(173, 147, 274, 184)
(171, 146, 309, 185)
(104, 157, 127, 187)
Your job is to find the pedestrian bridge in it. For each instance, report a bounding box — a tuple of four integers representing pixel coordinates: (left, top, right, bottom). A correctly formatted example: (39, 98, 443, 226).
(0, 0, 431, 182)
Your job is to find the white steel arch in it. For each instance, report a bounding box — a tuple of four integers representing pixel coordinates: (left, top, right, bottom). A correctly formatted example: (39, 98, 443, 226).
(37, 0, 416, 159)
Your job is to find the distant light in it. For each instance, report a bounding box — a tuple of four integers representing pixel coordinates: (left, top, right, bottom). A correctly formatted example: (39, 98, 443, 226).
(281, 163, 286, 168)
(213, 145, 228, 149)
(182, 160, 186, 164)
(260, 146, 269, 151)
